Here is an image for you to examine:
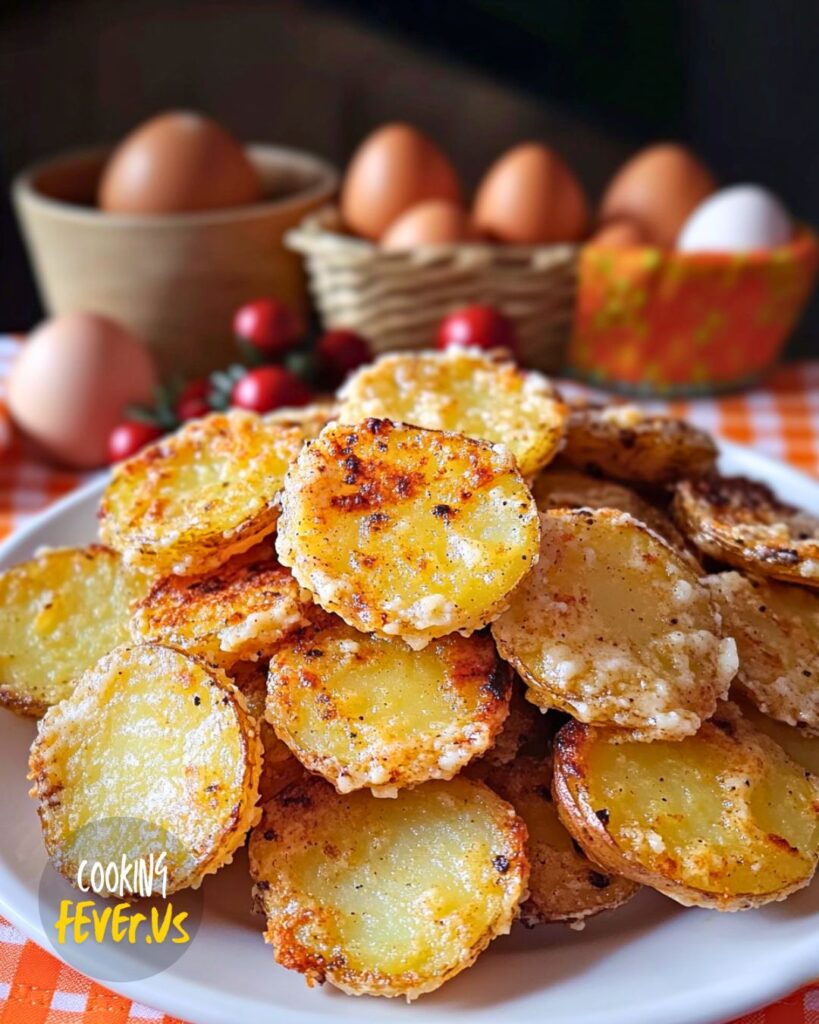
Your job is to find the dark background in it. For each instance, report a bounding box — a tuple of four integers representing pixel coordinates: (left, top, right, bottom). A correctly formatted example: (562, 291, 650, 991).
(2, 0, 817, 353)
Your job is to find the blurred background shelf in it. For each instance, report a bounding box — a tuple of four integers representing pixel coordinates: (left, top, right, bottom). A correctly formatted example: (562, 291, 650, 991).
(1, 0, 817, 354)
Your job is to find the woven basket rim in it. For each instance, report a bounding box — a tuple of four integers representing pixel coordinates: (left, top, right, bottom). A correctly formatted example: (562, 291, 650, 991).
(286, 204, 579, 265)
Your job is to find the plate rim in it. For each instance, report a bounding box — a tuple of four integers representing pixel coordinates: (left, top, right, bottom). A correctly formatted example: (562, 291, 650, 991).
(1, 442, 819, 1024)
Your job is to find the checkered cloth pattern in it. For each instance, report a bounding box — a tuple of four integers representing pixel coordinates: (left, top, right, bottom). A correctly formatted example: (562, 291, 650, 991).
(0, 335, 817, 1024)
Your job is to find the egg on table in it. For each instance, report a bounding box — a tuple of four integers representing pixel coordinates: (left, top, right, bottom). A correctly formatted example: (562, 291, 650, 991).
(599, 143, 716, 248)
(381, 200, 476, 251)
(473, 142, 589, 244)
(677, 184, 793, 253)
(99, 110, 262, 215)
(340, 123, 462, 240)
(7, 312, 157, 468)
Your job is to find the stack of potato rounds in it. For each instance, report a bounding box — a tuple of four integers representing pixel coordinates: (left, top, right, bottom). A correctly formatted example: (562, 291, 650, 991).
(2, 346, 818, 1001)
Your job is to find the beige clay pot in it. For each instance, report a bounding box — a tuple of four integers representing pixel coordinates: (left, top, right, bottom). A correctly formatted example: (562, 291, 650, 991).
(13, 145, 337, 377)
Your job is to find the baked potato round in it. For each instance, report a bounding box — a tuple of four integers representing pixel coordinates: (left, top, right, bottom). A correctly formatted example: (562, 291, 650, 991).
(673, 475, 819, 587)
(249, 775, 528, 999)
(563, 404, 717, 484)
(492, 508, 737, 739)
(100, 411, 303, 576)
(552, 702, 819, 910)
(337, 348, 566, 477)
(0, 545, 145, 717)
(276, 418, 540, 648)
(29, 644, 261, 894)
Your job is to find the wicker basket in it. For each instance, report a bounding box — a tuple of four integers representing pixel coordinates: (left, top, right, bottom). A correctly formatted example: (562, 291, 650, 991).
(286, 206, 578, 371)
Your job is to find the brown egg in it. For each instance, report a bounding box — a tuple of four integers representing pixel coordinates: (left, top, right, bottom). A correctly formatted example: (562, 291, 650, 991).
(381, 200, 476, 251)
(473, 143, 589, 245)
(588, 218, 649, 248)
(8, 312, 157, 468)
(340, 123, 462, 240)
(599, 144, 716, 248)
(99, 111, 262, 215)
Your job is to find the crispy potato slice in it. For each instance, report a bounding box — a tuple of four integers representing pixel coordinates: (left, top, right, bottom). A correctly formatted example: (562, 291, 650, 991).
(264, 401, 338, 438)
(267, 606, 510, 795)
(673, 474, 819, 587)
(337, 348, 566, 476)
(100, 411, 304, 576)
(533, 466, 698, 568)
(484, 753, 638, 925)
(564, 404, 717, 484)
(29, 645, 261, 893)
(0, 545, 146, 717)
(492, 508, 737, 739)
(249, 775, 528, 999)
(230, 660, 304, 802)
(130, 541, 312, 667)
(732, 694, 819, 776)
(553, 703, 819, 910)
(276, 419, 540, 648)
(706, 572, 819, 732)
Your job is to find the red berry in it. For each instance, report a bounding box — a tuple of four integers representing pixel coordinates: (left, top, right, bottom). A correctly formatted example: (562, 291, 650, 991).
(177, 395, 211, 422)
(178, 378, 209, 403)
(315, 329, 372, 387)
(437, 305, 518, 356)
(231, 366, 311, 414)
(175, 379, 211, 421)
(233, 298, 303, 356)
(107, 421, 163, 464)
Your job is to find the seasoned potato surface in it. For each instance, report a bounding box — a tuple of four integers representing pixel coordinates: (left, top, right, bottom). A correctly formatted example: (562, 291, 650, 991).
(673, 475, 819, 587)
(553, 703, 819, 910)
(276, 419, 540, 647)
(0, 545, 145, 717)
(707, 572, 819, 731)
(492, 508, 737, 739)
(533, 466, 698, 567)
(337, 348, 566, 476)
(484, 753, 638, 924)
(267, 607, 510, 794)
(249, 775, 528, 999)
(732, 695, 819, 776)
(564, 404, 717, 484)
(131, 541, 311, 666)
(29, 645, 261, 893)
(100, 411, 303, 576)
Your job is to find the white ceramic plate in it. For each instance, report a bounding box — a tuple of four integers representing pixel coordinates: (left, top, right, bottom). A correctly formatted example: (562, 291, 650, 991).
(1, 442, 818, 1024)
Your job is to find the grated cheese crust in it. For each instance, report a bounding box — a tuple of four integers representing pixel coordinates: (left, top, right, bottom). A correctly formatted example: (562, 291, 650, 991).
(130, 541, 312, 667)
(492, 508, 737, 740)
(707, 571, 819, 732)
(99, 411, 304, 576)
(276, 419, 540, 648)
(266, 605, 511, 795)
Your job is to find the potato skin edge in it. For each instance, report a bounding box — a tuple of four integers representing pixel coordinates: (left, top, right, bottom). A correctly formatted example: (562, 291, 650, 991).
(552, 718, 818, 912)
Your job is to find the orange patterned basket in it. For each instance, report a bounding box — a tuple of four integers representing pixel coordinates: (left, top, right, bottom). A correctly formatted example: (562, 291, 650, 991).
(567, 228, 819, 395)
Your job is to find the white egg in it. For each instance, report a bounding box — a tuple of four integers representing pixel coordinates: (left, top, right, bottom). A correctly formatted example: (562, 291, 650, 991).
(677, 185, 792, 253)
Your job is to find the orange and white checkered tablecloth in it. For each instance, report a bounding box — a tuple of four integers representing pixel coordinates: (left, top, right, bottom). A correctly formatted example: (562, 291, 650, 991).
(0, 336, 818, 1024)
